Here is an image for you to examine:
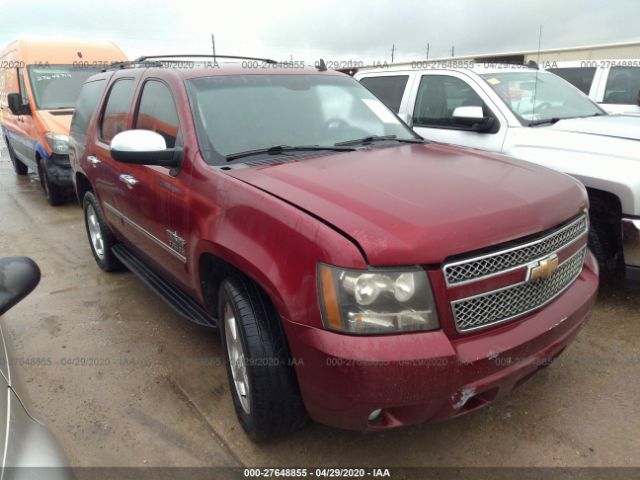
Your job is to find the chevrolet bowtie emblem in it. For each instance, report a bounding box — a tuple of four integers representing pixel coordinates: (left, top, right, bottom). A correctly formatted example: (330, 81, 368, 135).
(530, 254, 559, 281)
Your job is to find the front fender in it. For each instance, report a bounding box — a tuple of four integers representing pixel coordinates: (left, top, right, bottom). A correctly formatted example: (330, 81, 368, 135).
(190, 172, 366, 328)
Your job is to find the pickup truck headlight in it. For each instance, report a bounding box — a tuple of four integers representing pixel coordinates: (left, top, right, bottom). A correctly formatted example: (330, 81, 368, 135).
(44, 132, 69, 155)
(318, 264, 440, 335)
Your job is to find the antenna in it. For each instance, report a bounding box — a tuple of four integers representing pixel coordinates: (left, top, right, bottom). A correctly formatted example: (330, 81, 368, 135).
(211, 34, 218, 66)
(426, 43, 430, 60)
(391, 44, 395, 63)
(451, 45, 455, 57)
(531, 24, 543, 123)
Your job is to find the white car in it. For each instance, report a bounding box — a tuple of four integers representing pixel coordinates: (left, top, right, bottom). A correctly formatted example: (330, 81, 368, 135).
(355, 64, 640, 282)
(546, 60, 640, 116)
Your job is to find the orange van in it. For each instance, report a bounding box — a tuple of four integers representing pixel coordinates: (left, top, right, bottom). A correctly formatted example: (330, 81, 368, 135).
(0, 40, 126, 205)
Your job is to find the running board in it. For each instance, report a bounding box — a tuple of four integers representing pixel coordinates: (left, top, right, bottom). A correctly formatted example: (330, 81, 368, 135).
(112, 244, 217, 328)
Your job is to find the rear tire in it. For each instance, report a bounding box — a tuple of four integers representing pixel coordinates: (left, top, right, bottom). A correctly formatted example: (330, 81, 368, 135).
(38, 160, 66, 206)
(83, 191, 124, 272)
(218, 275, 307, 441)
(5, 137, 28, 175)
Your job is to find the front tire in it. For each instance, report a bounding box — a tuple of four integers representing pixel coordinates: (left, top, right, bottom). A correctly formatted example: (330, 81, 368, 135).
(38, 160, 66, 206)
(218, 276, 307, 441)
(83, 191, 124, 272)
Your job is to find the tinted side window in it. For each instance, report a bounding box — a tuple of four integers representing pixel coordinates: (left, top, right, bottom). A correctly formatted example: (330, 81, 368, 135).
(603, 67, 640, 105)
(100, 79, 135, 143)
(135, 80, 180, 148)
(71, 79, 106, 135)
(360, 75, 409, 113)
(413, 75, 484, 127)
(548, 67, 596, 94)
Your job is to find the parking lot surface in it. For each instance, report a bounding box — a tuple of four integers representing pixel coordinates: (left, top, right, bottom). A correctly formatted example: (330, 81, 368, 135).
(1, 138, 639, 469)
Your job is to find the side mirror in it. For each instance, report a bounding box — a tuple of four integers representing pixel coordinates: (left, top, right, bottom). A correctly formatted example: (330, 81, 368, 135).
(637, 89, 640, 107)
(7, 93, 29, 116)
(110, 130, 182, 167)
(452, 106, 495, 132)
(397, 112, 413, 127)
(0, 257, 41, 316)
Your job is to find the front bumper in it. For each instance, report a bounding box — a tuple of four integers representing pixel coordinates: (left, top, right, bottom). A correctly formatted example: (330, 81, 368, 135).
(44, 154, 73, 187)
(623, 217, 640, 282)
(285, 251, 598, 431)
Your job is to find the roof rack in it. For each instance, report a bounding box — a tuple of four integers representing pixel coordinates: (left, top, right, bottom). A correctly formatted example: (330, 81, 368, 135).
(103, 54, 279, 72)
(102, 60, 163, 71)
(134, 54, 278, 64)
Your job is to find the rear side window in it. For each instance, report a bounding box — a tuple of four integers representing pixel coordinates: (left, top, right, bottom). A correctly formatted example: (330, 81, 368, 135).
(100, 79, 135, 143)
(548, 67, 596, 94)
(135, 80, 180, 148)
(359, 75, 408, 113)
(71, 79, 106, 135)
(603, 66, 640, 105)
(413, 75, 485, 127)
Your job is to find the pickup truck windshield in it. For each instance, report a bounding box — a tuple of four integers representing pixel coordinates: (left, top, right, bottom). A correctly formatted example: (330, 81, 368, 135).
(187, 74, 418, 163)
(480, 71, 604, 125)
(27, 64, 101, 110)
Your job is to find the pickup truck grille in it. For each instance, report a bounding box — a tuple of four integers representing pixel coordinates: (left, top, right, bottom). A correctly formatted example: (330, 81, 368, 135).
(443, 215, 588, 286)
(451, 247, 586, 332)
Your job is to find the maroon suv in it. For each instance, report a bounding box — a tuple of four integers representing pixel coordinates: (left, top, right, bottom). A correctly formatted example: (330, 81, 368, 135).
(69, 55, 598, 440)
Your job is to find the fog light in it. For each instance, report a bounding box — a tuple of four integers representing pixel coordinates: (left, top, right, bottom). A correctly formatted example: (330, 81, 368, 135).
(368, 408, 382, 423)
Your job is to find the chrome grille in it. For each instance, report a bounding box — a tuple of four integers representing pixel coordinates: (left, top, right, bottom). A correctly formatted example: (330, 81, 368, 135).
(451, 247, 586, 332)
(444, 215, 588, 286)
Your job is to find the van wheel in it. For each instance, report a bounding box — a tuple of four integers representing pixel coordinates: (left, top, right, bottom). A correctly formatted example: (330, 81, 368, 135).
(218, 275, 307, 441)
(38, 161, 66, 206)
(83, 191, 124, 272)
(5, 138, 28, 175)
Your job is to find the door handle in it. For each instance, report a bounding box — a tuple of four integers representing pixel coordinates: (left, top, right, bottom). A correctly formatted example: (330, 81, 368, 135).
(119, 174, 139, 189)
(87, 155, 101, 167)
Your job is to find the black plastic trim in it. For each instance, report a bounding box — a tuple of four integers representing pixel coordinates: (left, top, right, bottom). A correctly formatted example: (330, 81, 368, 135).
(112, 244, 217, 328)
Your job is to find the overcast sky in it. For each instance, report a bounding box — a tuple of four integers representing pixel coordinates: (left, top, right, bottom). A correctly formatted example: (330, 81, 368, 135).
(1, 0, 638, 63)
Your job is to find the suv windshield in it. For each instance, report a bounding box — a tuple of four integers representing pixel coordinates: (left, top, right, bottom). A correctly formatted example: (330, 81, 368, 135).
(27, 64, 102, 110)
(186, 74, 418, 163)
(480, 70, 604, 125)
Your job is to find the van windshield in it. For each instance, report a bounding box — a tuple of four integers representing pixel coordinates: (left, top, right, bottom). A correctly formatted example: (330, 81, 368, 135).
(186, 74, 418, 164)
(27, 64, 101, 110)
(480, 70, 604, 125)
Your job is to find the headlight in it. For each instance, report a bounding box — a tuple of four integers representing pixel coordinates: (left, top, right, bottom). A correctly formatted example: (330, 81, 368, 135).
(318, 264, 440, 335)
(44, 132, 69, 155)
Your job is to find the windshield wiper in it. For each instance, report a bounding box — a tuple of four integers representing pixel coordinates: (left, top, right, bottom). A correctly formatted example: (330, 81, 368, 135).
(527, 117, 561, 127)
(335, 135, 425, 146)
(226, 144, 356, 161)
(528, 112, 607, 127)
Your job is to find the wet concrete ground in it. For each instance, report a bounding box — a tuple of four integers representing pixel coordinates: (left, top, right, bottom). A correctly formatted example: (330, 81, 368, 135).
(0, 138, 639, 469)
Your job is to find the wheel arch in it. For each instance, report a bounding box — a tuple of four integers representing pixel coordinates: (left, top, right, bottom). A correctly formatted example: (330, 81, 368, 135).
(74, 172, 93, 206)
(196, 243, 288, 323)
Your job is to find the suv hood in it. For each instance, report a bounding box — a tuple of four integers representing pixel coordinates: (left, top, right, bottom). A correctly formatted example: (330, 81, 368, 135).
(226, 144, 586, 265)
(550, 115, 640, 141)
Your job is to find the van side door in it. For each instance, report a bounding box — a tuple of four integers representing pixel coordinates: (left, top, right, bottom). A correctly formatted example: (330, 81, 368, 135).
(5, 67, 37, 170)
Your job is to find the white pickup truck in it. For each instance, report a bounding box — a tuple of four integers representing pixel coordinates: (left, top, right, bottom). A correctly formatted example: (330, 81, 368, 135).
(355, 64, 640, 282)
(546, 60, 640, 116)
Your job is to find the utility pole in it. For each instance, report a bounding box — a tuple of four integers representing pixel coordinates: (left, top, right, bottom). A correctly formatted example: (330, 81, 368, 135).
(391, 44, 395, 63)
(426, 43, 430, 60)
